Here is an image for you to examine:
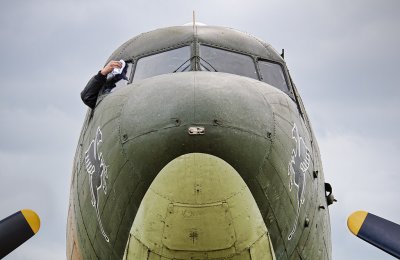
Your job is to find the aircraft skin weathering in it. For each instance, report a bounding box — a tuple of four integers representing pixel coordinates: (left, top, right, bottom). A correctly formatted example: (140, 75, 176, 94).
(66, 25, 333, 259)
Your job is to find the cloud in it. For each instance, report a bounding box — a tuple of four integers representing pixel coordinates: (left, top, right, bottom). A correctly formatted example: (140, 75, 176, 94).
(0, 0, 399, 259)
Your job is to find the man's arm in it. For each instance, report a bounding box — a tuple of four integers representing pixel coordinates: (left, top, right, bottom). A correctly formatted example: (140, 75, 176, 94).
(81, 71, 107, 109)
(81, 61, 123, 109)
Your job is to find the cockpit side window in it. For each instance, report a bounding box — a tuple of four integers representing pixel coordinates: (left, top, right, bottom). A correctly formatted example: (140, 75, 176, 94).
(132, 46, 191, 82)
(199, 45, 258, 80)
(258, 60, 290, 94)
(111, 62, 133, 92)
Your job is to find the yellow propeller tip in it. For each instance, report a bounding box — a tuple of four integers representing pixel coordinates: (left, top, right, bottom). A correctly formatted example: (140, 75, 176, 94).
(21, 209, 40, 234)
(347, 210, 368, 236)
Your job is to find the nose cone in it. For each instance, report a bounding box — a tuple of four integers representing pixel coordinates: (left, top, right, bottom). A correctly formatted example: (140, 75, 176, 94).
(124, 153, 276, 259)
(119, 72, 274, 180)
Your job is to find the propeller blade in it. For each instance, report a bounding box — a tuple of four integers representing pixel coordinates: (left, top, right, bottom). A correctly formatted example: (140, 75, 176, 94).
(0, 209, 40, 258)
(347, 210, 400, 258)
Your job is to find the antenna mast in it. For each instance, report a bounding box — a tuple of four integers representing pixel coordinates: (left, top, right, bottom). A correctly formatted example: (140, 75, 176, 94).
(193, 10, 197, 36)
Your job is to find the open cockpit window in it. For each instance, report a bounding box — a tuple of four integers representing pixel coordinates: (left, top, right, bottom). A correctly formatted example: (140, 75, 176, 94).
(199, 45, 258, 80)
(111, 62, 133, 92)
(258, 60, 290, 94)
(132, 46, 191, 82)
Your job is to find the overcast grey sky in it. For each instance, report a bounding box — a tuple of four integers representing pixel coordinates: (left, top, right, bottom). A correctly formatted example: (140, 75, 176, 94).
(1, 1, 399, 259)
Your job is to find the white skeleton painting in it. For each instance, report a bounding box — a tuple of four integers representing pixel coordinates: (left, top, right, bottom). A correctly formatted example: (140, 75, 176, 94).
(85, 127, 110, 242)
(287, 123, 311, 240)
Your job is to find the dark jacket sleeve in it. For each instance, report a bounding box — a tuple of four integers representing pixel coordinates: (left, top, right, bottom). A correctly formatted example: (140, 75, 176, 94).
(81, 71, 107, 109)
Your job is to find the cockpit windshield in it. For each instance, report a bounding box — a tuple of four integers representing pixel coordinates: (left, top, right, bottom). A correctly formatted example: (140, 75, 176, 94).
(132, 46, 191, 82)
(131, 44, 291, 97)
(199, 45, 258, 79)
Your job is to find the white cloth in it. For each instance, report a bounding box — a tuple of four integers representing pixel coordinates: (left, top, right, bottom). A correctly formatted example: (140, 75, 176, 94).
(112, 60, 126, 75)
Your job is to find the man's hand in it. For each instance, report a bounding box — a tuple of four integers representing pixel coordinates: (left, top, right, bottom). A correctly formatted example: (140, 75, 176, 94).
(100, 60, 122, 76)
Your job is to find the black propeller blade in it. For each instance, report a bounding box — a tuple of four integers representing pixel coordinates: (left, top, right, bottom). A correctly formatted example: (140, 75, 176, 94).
(348, 210, 400, 259)
(0, 209, 40, 258)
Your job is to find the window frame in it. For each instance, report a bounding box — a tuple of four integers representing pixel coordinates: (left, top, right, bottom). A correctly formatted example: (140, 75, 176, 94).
(256, 58, 295, 99)
(109, 60, 134, 91)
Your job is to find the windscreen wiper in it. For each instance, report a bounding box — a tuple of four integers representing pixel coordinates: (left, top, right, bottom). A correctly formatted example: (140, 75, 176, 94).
(173, 56, 219, 73)
(199, 56, 218, 72)
(172, 58, 191, 73)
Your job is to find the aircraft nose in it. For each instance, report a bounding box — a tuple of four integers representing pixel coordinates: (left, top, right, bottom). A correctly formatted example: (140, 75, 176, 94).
(113, 72, 280, 258)
(119, 72, 274, 180)
(96, 72, 282, 254)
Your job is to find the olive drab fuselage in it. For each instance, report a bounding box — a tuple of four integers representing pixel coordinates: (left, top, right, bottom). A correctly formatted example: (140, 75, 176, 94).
(67, 25, 332, 260)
